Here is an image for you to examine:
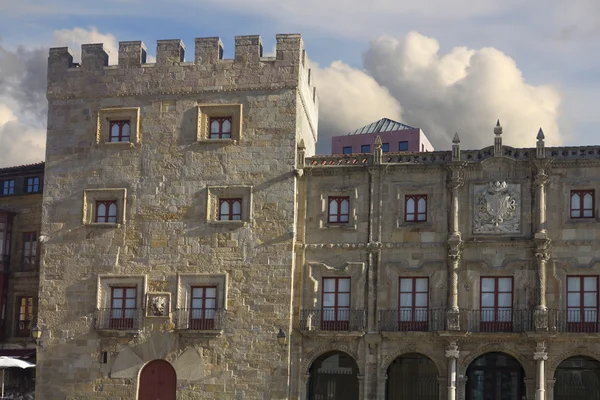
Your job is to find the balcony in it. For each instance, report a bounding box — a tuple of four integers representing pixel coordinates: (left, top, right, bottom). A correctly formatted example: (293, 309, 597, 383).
(300, 309, 366, 333)
(175, 308, 225, 331)
(548, 309, 600, 333)
(379, 309, 446, 332)
(95, 308, 143, 332)
(462, 309, 533, 333)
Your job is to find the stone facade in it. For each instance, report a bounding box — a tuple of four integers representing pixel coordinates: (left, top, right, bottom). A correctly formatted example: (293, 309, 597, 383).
(36, 33, 600, 400)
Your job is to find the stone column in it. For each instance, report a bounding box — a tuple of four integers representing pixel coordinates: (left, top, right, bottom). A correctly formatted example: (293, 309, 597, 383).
(533, 161, 551, 331)
(446, 166, 464, 331)
(358, 374, 365, 400)
(534, 169, 549, 234)
(534, 342, 548, 400)
(446, 342, 460, 400)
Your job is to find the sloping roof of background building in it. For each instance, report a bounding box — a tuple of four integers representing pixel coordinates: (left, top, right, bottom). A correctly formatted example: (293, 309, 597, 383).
(0, 161, 45, 173)
(346, 118, 416, 135)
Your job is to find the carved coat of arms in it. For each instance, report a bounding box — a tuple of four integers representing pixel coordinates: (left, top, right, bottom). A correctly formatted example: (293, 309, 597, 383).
(474, 181, 521, 234)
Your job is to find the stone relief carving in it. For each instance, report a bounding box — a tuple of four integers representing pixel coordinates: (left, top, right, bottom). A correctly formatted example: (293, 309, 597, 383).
(147, 293, 170, 317)
(473, 181, 521, 234)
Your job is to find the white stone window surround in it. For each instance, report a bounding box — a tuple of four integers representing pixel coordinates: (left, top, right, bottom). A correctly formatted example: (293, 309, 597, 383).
(206, 185, 252, 225)
(197, 103, 243, 143)
(96, 274, 147, 311)
(97, 107, 141, 145)
(381, 261, 446, 310)
(83, 188, 127, 227)
(176, 273, 228, 312)
(563, 182, 599, 225)
(318, 188, 358, 230)
(396, 184, 436, 228)
(306, 261, 365, 310)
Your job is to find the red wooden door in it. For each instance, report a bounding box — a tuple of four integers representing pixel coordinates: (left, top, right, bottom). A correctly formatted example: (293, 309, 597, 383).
(138, 360, 176, 400)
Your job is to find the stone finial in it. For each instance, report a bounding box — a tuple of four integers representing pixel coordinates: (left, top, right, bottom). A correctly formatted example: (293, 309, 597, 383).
(297, 139, 306, 169)
(537, 128, 545, 141)
(494, 120, 503, 157)
(298, 139, 305, 150)
(373, 135, 383, 165)
(374, 135, 382, 149)
(494, 119, 503, 136)
(452, 132, 460, 144)
(536, 128, 545, 159)
(452, 133, 460, 162)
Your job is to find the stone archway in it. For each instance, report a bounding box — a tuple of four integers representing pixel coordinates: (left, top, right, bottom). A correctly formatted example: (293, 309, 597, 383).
(138, 359, 176, 400)
(554, 356, 600, 400)
(465, 352, 525, 400)
(307, 351, 359, 400)
(385, 352, 439, 400)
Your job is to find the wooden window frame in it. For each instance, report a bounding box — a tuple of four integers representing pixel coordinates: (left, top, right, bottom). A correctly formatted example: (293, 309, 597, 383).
(1, 180, 15, 196)
(327, 196, 350, 224)
(566, 275, 599, 333)
(570, 190, 595, 219)
(95, 200, 118, 223)
(22, 232, 37, 265)
(399, 141, 409, 151)
(398, 277, 429, 331)
(404, 195, 427, 222)
(16, 296, 33, 337)
(218, 198, 242, 221)
(480, 276, 513, 332)
(25, 177, 40, 193)
(321, 277, 351, 331)
(209, 117, 232, 139)
(109, 120, 131, 143)
(190, 286, 217, 330)
(110, 286, 136, 329)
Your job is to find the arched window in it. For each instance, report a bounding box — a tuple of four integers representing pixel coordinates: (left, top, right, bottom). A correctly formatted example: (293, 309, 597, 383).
(555, 356, 600, 400)
(219, 198, 242, 220)
(466, 352, 524, 400)
(209, 117, 232, 139)
(109, 120, 131, 142)
(405, 195, 427, 222)
(308, 351, 359, 400)
(328, 197, 349, 223)
(571, 190, 595, 219)
(95, 200, 118, 223)
(386, 353, 439, 400)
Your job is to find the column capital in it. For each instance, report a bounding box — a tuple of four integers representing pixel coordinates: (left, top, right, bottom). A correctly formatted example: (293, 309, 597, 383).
(534, 352, 548, 361)
(534, 171, 549, 187)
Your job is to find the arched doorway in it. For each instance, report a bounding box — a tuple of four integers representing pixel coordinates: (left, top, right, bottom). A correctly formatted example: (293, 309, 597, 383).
(466, 352, 524, 400)
(386, 353, 439, 399)
(138, 359, 176, 400)
(308, 351, 359, 400)
(555, 356, 600, 400)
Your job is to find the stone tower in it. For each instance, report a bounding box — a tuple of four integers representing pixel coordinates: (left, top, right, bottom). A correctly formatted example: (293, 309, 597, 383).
(38, 34, 317, 399)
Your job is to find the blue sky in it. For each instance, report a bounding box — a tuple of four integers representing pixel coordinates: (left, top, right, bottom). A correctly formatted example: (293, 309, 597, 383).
(1, 0, 599, 165)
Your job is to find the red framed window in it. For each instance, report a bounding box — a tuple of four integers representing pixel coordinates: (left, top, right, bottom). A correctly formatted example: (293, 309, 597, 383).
(480, 277, 513, 332)
(109, 120, 131, 142)
(16, 296, 33, 337)
(1, 180, 15, 196)
(218, 198, 242, 221)
(405, 195, 427, 222)
(209, 117, 232, 139)
(570, 190, 594, 219)
(567, 276, 598, 333)
(95, 201, 118, 223)
(25, 177, 40, 193)
(327, 196, 350, 223)
(190, 286, 216, 330)
(322, 277, 350, 331)
(22, 232, 37, 265)
(110, 287, 136, 329)
(399, 277, 429, 331)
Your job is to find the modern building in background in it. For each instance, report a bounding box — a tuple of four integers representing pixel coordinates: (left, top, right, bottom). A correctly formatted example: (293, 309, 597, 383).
(12, 32, 600, 400)
(0, 162, 44, 398)
(330, 118, 434, 154)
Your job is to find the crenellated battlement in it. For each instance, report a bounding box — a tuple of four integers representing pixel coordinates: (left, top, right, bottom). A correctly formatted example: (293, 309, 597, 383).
(46, 34, 318, 105)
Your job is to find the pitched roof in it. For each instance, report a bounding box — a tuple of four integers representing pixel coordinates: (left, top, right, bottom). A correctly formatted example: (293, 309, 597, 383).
(0, 161, 45, 173)
(347, 118, 416, 135)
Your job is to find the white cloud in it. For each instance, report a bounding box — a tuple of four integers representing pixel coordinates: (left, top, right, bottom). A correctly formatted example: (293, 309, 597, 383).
(0, 105, 45, 167)
(53, 27, 118, 64)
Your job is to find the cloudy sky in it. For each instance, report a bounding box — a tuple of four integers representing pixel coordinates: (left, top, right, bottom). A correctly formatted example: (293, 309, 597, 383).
(0, 0, 599, 165)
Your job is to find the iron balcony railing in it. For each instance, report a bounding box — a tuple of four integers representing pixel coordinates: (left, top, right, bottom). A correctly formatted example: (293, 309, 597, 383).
(548, 309, 600, 333)
(462, 309, 533, 333)
(300, 309, 366, 332)
(95, 308, 143, 331)
(175, 308, 225, 331)
(379, 309, 446, 332)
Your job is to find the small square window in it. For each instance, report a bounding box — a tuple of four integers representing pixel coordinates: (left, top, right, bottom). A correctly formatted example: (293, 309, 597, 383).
(382, 143, 389, 152)
(405, 195, 427, 222)
(328, 196, 350, 223)
(570, 190, 595, 219)
(218, 198, 242, 221)
(209, 117, 232, 139)
(343, 146, 352, 155)
(361, 145, 370, 153)
(95, 200, 118, 223)
(1, 180, 15, 196)
(22, 232, 37, 265)
(25, 177, 40, 193)
(399, 141, 409, 151)
(109, 120, 131, 143)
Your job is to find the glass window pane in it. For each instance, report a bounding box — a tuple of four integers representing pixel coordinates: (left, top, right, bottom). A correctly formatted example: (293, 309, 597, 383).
(340, 199, 349, 214)
(337, 309, 349, 321)
(323, 293, 335, 307)
(498, 293, 512, 307)
(192, 287, 203, 297)
(481, 308, 494, 321)
(498, 278, 512, 292)
(571, 193, 580, 209)
(205, 288, 216, 298)
(400, 279, 412, 292)
(481, 278, 495, 292)
(339, 214, 349, 222)
(406, 198, 415, 214)
(337, 293, 350, 307)
(329, 200, 338, 215)
(497, 309, 512, 321)
(125, 288, 136, 298)
(567, 309, 580, 322)
(415, 293, 427, 307)
(584, 210, 593, 217)
(97, 204, 106, 217)
(232, 201, 241, 214)
(323, 279, 335, 292)
(414, 309, 428, 321)
(415, 278, 428, 292)
(584, 293, 597, 307)
(584, 193, 593, 208)
(205, 309, 215, 318)
(405, 213, 415, 221)
(192, 299, 203, 309)
(112, 288, 123, 298)
(220, 201, 229, 215)
(417, 213, 426, 221)
(400, 293, 412, 307)
(322, 308, 334, 320)
(399, 308, 412, 321)
(568, 277, 580, 292)
(110, 124, 119, 141)
(481, 293, 495, 307)
(572, 209, 581, 218)
(417, 198, 426, 213)
(111, 309, 122, 318)
(122, 123, 130, 137)
(125, 299, 136, 308)
(112, 299, 123, 308)
(205, 299, 216, 309)
(222, 120, 231, 133)
(584, 308, 598, 322)
(108, 203, 117, 216)
(338, 279, 350, 292)
(568, 292, 581, 307)
(210, 120, 220, 133)
(584, 277, 597, 291)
